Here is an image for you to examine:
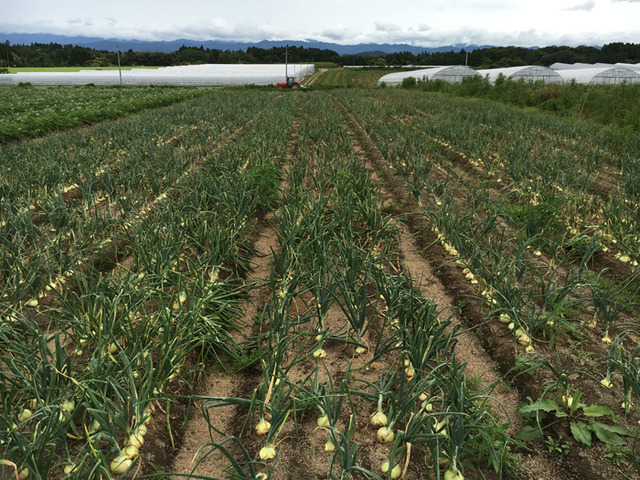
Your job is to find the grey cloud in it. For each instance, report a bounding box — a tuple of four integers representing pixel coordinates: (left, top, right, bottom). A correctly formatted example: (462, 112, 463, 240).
(565, 0, 595, 11)
(317, 27, 351, 41)
(374, 22, 400, 33)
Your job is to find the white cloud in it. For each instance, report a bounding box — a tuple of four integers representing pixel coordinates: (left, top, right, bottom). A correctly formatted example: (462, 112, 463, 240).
(1, 0, 640, 47)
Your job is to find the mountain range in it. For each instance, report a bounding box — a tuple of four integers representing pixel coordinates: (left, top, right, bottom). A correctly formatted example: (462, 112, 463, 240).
(0, 33, 495, 56)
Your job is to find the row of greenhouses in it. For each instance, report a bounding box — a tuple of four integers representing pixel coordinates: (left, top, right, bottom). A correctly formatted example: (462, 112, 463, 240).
(378, 63, 640, 85)
(0, 63, 315, 86)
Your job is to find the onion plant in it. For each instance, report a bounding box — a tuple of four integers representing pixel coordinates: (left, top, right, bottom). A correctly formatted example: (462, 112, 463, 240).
(589, 268, 640, 344)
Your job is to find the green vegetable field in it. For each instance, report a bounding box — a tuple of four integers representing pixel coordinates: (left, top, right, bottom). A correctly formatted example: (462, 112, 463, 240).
(1, 85, 640, 480)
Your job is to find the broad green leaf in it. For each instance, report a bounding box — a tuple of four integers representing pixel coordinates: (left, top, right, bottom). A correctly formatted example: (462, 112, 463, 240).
(518, 399, 561, 415)
(570, 422, 592, 447)
(516, 425, 543, 441)
(589, 422, 627, 446)
(582, 405, 613, 417)
(593, 423, 632, 436)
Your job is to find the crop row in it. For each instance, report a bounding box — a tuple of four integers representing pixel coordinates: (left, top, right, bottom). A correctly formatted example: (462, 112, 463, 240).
(190, 92, 516, 480)
(335, 88, 640, 478)
(0, 90, 279, 305)
(0, 85, 213, 143)
(0, 91, 298, 480)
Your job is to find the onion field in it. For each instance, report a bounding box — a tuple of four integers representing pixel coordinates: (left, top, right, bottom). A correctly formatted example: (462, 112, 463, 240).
(1, 87, 640, 480)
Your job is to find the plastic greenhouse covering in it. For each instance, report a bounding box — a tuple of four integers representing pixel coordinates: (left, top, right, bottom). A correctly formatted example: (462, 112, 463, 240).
(378, 66, 480, 85)
(476, 66, 562, 84)
(0, 64, 314, 86)
(555, 66, 640, 85)
(550, 62, 640, 71)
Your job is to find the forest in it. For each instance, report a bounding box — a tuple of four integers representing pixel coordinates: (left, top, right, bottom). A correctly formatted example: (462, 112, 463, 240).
(1, 41, 640, 69)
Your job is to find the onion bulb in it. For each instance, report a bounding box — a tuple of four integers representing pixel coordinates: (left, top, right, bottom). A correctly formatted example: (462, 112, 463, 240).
(122, 444, 139, 458)
(445, 465, 464, 480)
(63, 463, 78, 475)
(313, 349, 326, 359)
(259, 444, 276, 460)
(381, 461, 401, 479)
(61, 399, 75, 414)
(88, 419, 101, 434)
(376, 426, 395, 444)
(432, 418, 447, 433)
(127, 431, 144, 449)
(18, 408, 33, 423)
(110, 456, 132, 474)
(404, 359, 415, 378)
(178, 291, 187, 304)
(324, 438, 336, 452)
(317, 414, 330, 427)
(355, 345, 367, 355)
(255, 418, 270, 435)
(369, 410, 388, 428)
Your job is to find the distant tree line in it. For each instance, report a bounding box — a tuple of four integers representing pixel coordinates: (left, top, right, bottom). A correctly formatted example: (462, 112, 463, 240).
(2, 41, 640, 69)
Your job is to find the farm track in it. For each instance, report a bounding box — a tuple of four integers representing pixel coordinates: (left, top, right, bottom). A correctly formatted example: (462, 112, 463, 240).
(333, 96, 635, 480)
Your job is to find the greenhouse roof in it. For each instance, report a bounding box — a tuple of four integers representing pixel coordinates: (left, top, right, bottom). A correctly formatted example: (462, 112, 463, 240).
(0, 64, 315, 86)
(378, 66, 480, 85)
(550, 62, 640, 71)
(555, 66, 640, 84)
(476, 66, 562, 84)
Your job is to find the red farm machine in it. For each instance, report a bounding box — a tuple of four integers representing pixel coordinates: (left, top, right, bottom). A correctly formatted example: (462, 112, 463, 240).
(277, 45, 303, 89)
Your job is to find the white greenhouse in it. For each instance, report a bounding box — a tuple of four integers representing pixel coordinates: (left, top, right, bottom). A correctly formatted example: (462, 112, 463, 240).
(550, 62, 616, 70)
(477, 66, 562, 84)
(378, 66, 481, 85)
(0, 64, 315, 87)
(555, 66, 640, 85)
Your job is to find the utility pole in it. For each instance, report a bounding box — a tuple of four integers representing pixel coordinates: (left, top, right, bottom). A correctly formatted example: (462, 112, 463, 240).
(117, 43, 122, 86)
(285, 44, 288, 80)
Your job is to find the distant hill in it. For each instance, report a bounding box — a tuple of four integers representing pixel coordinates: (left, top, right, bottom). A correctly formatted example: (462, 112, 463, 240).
(0, 33, 492, 56)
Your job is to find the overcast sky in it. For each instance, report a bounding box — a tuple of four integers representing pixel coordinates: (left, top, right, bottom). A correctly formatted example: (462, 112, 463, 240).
(2, 0, 640, 47)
